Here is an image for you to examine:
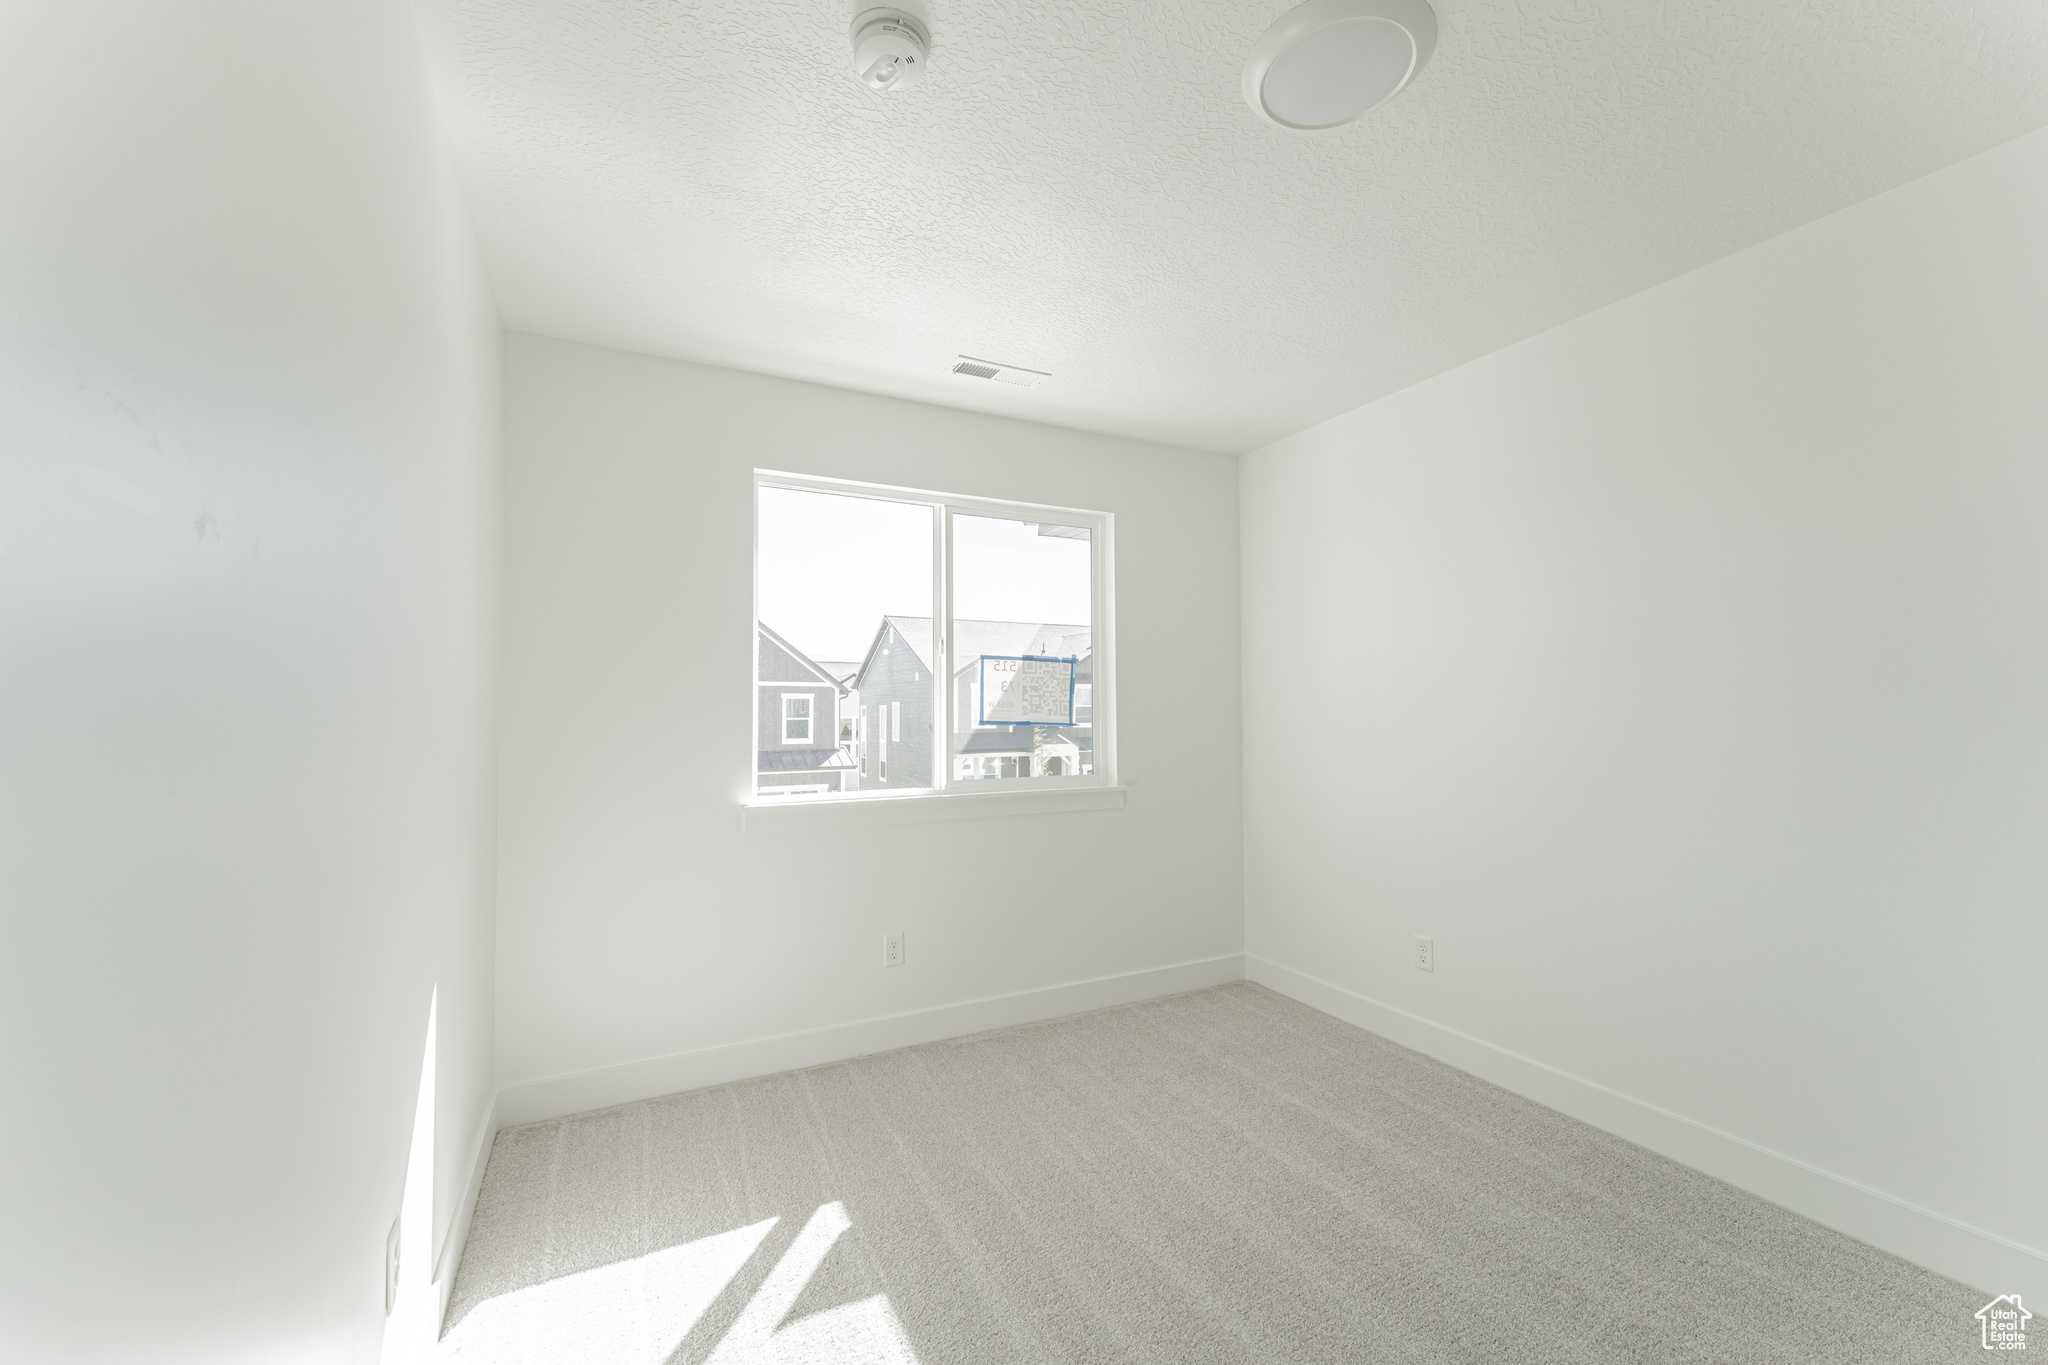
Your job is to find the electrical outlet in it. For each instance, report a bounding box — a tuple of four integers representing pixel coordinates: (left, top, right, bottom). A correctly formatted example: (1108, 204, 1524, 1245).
(384, 1215, 401, 1315)
(1413, 935, 1434, 972)
(883, 931, 904, 968)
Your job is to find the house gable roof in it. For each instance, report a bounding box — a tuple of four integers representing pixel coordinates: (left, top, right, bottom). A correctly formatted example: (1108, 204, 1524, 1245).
(758, 621, 849, 693)
(852, 615, 934, 691)
(854, 616, 1090, 691)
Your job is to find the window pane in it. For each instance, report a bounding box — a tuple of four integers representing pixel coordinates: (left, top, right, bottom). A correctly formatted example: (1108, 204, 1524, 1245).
(757, 487, 932, 796)
(949, 513, 1092, 783)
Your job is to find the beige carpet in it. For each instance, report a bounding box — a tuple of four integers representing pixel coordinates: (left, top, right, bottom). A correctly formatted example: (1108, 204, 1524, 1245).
(441, 983, 1983, 1363)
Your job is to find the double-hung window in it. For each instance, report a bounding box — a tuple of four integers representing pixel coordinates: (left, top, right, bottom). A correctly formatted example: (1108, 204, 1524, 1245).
(752, 470, 1113, 802)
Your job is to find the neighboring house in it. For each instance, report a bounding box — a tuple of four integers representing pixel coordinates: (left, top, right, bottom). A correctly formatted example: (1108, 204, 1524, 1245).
(851, 616, 1092, 788)
(953, 623, 1091, 781)
(757, 623, 856, 795)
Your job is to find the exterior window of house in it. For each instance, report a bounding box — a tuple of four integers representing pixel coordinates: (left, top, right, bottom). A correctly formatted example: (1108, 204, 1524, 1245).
(753, 471, 1112, 802)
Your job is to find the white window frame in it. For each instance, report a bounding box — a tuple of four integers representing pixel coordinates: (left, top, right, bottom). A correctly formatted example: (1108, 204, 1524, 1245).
(749, 470, 1118, 825)
(780, 692, 813, 745)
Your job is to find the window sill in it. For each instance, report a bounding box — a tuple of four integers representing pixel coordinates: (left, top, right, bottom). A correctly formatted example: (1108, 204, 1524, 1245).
(742, 784, 1125, 834)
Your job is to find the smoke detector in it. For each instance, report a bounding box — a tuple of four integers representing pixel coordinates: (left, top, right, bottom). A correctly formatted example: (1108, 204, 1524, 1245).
(1243, 0, 1436, 130)
(951, 356, 1048, 388)
(849, 9, 929, 93)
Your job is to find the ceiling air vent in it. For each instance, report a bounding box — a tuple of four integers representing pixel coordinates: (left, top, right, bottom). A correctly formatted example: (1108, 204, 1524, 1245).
(951, 356, 1049, 388)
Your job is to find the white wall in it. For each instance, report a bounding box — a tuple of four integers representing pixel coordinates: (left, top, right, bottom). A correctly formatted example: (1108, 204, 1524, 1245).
(495, 334, 1241, 1116)
(0, 4, 499, 1362)
(1243, 127, 2048, 1300)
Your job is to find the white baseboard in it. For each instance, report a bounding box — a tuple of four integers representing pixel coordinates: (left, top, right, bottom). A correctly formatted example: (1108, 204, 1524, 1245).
(495, 953, 1248, 1130)
(1247, 954, 2047, 1304)
(433, 1093, 499, 1328)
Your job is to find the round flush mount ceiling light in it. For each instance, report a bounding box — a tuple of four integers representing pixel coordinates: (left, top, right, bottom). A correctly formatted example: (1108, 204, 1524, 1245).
(849, 9, 930, 93)
(1242, 0, 1436, 130)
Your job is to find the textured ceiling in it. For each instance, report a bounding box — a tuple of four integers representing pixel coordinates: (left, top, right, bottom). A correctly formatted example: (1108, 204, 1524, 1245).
(418, 0, 2048, 452)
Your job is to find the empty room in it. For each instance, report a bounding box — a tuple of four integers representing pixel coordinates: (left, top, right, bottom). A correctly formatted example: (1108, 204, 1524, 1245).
(4, 0, 2044, 1361)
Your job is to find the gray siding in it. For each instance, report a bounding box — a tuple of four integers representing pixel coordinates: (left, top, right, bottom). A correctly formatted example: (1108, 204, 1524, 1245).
(756, 627, 849, 793)
(855, 621, 935, 789)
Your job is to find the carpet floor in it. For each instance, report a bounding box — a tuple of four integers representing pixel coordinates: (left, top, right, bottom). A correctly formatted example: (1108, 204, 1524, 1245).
(440, 983, 1984, 1363)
